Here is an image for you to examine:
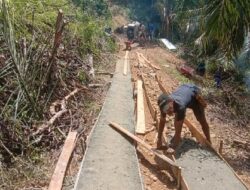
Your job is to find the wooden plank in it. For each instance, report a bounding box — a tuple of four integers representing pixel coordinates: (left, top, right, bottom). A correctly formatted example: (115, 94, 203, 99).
(48, 132, 78, 190)
(156, 74, 169, 94)
(109, 122, 189, 190)
(183, 119, 210, 146)
(136, 52, 147, 68)
(123, 51, 129, 75)
(136, 80, 146, 134)
(139, 53, 160, 70)
(109, 122, 180, 168)
(171, 155, 189, 190)
(141, 75, 156, 119)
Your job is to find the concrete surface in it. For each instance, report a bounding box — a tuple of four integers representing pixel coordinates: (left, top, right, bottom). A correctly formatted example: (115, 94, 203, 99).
(175, 138, 247, 190)
(74, 59, 144, 190)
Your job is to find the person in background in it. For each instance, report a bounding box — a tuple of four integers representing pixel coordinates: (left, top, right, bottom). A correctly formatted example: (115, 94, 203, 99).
(196, 61, 206, 76)
(214, 67, 222, 88)
(148, 23, 155, 41)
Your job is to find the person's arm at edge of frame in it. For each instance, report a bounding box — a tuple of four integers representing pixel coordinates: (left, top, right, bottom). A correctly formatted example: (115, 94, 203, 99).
(157, 112, 166, 148)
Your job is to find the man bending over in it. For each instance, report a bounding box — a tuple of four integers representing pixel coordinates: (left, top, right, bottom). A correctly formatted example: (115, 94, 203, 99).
(157, 84, 211, 149)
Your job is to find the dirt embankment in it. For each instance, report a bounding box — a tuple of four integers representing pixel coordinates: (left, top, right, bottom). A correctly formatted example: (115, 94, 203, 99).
(124, 41, 250, 189)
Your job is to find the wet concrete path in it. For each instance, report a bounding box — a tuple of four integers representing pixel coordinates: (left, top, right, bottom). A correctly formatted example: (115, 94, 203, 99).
(74, 55, 144, 190)
(176, 139, 248, 190)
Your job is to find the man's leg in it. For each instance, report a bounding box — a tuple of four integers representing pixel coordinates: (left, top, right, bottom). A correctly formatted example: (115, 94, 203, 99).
(193, 104, 211, 143)
(170, 116, 184, 148)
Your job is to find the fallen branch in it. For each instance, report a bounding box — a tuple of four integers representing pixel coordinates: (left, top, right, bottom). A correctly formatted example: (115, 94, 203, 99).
(0, 139, 16, 161)
(233, 139, 250, 150)
(227, 127, 249, 141)
(88, 84, 105, 88)
(96, 71, 114, 77)
(33, 89, 80, 136)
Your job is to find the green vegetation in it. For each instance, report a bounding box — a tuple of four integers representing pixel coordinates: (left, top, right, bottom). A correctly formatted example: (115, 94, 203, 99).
(0, 1, 115, 187)
(0, 0, 116, 188)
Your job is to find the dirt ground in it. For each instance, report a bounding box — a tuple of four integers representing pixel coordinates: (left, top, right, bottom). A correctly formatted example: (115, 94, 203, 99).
(123, 41, 250, 190)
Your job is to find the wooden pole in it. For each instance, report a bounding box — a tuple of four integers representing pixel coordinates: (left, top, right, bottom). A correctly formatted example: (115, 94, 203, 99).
(109, 122, 189, 189)
(109, 122, 179, 168)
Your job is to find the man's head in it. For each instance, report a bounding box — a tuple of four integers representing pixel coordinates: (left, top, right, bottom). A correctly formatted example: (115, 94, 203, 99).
(157, 94, 174, 115)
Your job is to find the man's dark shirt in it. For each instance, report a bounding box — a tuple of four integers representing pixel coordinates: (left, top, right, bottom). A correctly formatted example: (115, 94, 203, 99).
(170, 84, 200, 120)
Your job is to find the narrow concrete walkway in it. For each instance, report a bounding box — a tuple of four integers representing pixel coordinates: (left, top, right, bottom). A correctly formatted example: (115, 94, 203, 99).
(176, 139, 248, 190)
(74, 57, 144, 190)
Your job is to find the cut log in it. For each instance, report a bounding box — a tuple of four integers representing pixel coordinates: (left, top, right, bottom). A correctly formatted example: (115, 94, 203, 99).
(136, 80, 146, 134)
(48, 131, 78, 190)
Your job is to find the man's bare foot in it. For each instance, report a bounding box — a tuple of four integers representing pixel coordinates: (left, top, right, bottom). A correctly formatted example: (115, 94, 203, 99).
(156, 145, 169, 150)
(169, 137, 181, 149)
(166, 147, 175, 154)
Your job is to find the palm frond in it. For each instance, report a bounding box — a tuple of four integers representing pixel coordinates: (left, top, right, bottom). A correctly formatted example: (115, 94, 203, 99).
(205, 0, 250, 57)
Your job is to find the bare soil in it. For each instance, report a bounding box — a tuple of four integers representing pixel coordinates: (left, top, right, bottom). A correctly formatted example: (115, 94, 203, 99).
(125, 41, 250, 189)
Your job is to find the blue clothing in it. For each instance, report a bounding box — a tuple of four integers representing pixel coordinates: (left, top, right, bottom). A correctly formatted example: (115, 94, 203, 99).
(158, 84, 204, 121)
(170, 84, 199, 108)
(214, 70, 222, 88)
(170, 84, 201, 120)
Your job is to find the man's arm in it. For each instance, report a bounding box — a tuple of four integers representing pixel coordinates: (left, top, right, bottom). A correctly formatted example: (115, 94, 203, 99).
(157, 112, 166, 148)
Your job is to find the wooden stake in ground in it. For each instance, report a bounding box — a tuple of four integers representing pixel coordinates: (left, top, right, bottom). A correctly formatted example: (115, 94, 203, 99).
(136, 80, 146, 134)
(48, 131, 78, 190)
